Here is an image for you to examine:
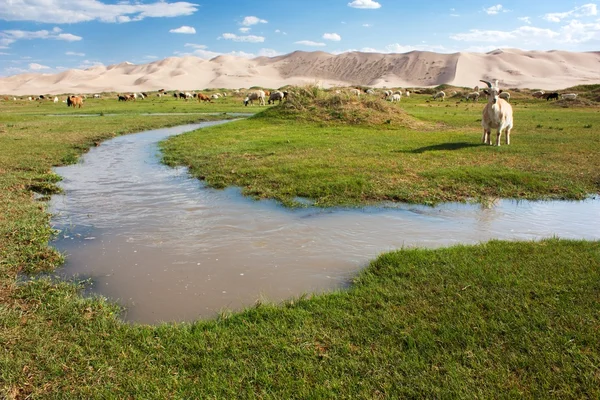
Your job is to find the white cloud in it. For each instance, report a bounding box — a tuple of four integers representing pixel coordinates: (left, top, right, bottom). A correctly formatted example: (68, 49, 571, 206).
(362, 23, 372, 27)
(295, 40, 326, 47)
(220, 33, 265, 42)
(184, 43, 208, 49)
(559, 19, 600, 43)
(78, 60, 104, 69)
(385, 43, 449, 53)
(518, 16, 531, 24)
(28, 62, 50, 70)
(143, 55, 158, 59)
(175, 46, 281, 60)
(56, 33, 82, 41)
(0, 0, 199, 24)
(450, 26, 559, 42)
(485, 4, 505, 15)
(257, 48, 281, 57)
(241, 16, 268, 26)
(322, 32, 341, 41)
(170, 26, 196, 34)
(0, 28, 82, 47)
(0, 51, 9, 55)
(450, 13, 460, 17)
(239, 27, 251, 33)
(66, 51, 85, 56)
(348, 0, 381, 9)
(543, 4, 597, 22)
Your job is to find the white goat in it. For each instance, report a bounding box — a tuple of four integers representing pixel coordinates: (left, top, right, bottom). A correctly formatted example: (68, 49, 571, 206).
(480, 79, 513, 146)
(388, 93, 401, 102)
(405, 90, 410, 97)
(244, 90, 266, 106)
(465, 92, 480, 102)
(53, 96, 59, 103)
(432, 91, 446, 101)
(561, 93, 578, 100)
(350, 88, 361, 96)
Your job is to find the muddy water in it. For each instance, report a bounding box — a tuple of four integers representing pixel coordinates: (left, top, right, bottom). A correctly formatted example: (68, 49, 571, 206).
(49, 121, 600, 324)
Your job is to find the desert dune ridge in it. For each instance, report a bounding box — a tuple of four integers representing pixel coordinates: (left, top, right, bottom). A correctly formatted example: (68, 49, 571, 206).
(1, 49, 600, 95)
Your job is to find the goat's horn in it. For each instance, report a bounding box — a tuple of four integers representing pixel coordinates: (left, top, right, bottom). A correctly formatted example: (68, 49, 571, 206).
(480, 80, 492, 88)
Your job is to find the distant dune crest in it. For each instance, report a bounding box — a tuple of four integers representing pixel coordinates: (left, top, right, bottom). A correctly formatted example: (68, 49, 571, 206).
(2, 49, 600, 95)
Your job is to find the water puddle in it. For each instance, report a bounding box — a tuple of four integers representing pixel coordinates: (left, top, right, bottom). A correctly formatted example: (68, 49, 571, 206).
(48, 121, 600, 324)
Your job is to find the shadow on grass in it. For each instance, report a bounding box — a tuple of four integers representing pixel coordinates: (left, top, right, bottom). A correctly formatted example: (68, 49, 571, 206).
(395, 142, 481, 154)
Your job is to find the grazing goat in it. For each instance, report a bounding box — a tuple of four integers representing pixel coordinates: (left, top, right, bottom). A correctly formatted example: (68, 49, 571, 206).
(118, 95, 127, 101)
(387, 93, 401, 102)
(432, 91, 446, 101)
(561, 93, 578, 100)
(405, 90, 410, 97)
(93, 94, 101, 99)
(465, 92, 480, 102)
(480, 79, 513, 146)
(268, 91, 285, 104)
(350, 88, 361, 96)
(53, 96, 59, 103)
(544, 92, 559, 101)
(244, 90, 266, 106)
(498, 92, 510, 102)
(532, 90, 545, 99)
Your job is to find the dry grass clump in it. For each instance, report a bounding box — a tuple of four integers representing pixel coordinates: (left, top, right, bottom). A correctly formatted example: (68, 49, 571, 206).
(258, 85, 428, 128)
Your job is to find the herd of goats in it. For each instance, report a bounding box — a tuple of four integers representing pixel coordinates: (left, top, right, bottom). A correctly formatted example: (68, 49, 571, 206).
(9, 81, 583, 147)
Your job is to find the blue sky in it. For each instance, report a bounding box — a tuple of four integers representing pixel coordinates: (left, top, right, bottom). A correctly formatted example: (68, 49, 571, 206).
(1, 0, 599, 76)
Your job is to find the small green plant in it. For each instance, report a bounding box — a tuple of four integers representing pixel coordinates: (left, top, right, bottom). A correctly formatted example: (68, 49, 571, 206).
(536, 124, 543, 128)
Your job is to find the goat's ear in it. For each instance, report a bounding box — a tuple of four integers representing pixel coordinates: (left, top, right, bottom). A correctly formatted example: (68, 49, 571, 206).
(483, 89, 489, 95)
(499, 90, 503, 94)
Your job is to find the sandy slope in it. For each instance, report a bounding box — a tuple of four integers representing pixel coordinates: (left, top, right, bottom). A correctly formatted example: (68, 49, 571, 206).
(1, 49, 599, 95)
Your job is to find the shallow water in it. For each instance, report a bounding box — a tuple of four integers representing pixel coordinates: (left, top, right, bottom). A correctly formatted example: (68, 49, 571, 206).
(48, 122, 600, 324)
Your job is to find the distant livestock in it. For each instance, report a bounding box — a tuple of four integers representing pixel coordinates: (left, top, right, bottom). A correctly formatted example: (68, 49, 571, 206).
(387, 93, 401, 103)
(350, 88, 361, 96)
(465, 92, 480, 102)
(93, 94, 101, 99)
(532, 91, 545, 99)
(118, 95, 127, 101)
(480, 79, 513, 146)
(561, 93, 578, 100)
(244, 90, 266, 106)
(544, 92, 559, 101)
(498, 92, 510, 102)
(432, 91, 446, 101)
(268, 91, 285, 105)
(197, 93, 212, 102)
(53, 96, 59, 103)
(68, 95, 83, 108)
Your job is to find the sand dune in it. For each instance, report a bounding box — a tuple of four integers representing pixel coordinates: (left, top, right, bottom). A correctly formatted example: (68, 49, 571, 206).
(2, 49, 600, 95)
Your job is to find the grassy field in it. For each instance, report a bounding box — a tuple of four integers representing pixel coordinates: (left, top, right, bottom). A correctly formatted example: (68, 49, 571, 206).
(161, 87, 600, 206)
(1, 90, 599, 398)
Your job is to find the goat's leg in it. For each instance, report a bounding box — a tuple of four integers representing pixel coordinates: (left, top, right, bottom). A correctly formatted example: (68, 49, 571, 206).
(495, 129, 502, 146)
(505, 127, 511, 145)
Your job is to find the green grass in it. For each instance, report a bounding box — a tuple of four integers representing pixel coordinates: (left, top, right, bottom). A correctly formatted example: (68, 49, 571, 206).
(0, 91, 599, 398)
(161, 89, 600, 206)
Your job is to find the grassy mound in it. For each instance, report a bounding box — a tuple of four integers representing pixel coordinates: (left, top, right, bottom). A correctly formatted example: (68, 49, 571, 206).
(254, 85, 431, 128)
